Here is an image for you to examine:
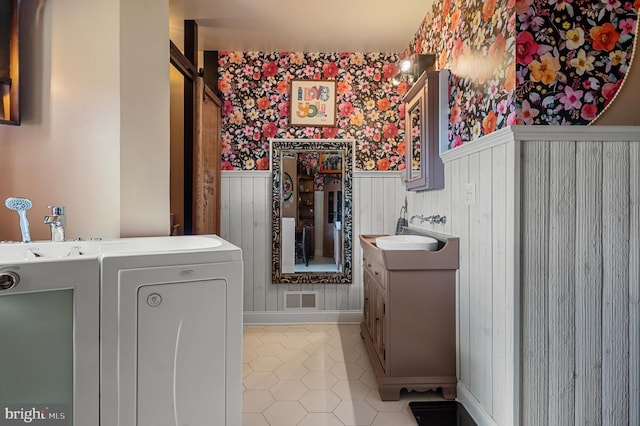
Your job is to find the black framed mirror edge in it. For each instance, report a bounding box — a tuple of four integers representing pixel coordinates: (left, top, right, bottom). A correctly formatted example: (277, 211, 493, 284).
(270, 138, 355, 284)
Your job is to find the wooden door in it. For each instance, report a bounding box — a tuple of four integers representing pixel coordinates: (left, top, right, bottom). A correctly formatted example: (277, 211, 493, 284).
(192, 77, 221, 235)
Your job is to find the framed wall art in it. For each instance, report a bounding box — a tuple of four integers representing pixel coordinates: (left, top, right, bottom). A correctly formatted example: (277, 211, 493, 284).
(289, 79, 336, 127)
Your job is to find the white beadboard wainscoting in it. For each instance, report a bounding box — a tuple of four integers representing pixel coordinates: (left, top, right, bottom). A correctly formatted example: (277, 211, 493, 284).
(220, 126, 640, 426)
(219, 170, 406, 322)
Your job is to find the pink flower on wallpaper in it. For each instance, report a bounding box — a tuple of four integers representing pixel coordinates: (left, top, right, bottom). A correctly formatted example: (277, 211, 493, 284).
(619, 18, 636, 35)
(323, 62, 339, 78)
(451, 135, 464, 149)
(221, 161, 234, 170)
(559, 86, 583, 111)
(516, 31, 539, 65)
(278, 102, 289, 117)
(602, 79, 623, 104)
(580, 103, 598, 121)
(517, 100, 539, 125)
(263, 61, 278, 77)
(339, 102, 354, 117)
(262, 122, 278, 138)
(383, 123, 399, 139)
(222, 100, 234, 116)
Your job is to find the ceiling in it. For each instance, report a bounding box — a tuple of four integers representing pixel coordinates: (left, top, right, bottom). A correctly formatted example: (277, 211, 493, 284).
(169, 0, 432, 53)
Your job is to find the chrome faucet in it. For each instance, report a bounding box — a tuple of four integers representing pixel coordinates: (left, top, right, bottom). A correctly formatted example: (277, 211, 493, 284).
(409, 214, 424, 224)
(44, 205, 66, 242)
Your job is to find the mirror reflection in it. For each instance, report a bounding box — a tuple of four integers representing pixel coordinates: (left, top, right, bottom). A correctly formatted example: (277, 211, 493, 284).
(271, 139, 353, 284)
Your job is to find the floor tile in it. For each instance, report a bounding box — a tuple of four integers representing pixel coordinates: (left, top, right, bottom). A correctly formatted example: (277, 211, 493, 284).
(299, 389, 341, 412)
(333, 399, 377, 425)
(242, 324, 448, 426)
(262, 400, 307, 426)
(298, 412, 345, 426)
(269, 380, 308, 401)
(242, 390, 275, 413)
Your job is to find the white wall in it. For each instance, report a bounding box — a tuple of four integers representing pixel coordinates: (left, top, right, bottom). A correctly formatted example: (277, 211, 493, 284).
(219, 170, 405, 318)
(0, 0, 169, 241)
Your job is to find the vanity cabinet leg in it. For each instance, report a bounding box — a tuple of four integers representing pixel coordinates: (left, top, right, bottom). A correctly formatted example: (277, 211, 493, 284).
(441, 385, 457, 400)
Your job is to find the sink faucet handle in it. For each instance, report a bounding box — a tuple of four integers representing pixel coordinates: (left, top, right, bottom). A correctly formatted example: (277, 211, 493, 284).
(48, 205, 65, 215)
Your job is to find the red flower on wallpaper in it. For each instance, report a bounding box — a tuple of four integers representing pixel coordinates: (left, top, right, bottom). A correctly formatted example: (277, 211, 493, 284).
(382, 63, 398, 79)
(516, 31, 539, 65)
(590, 23, 620, 52)
(256, 157, 270, 170)
(323, 127, 340, 138)
(483, 0, 497, 22)
(263, 61, 278, 77)
(383, 123, 399, 139)
(256, 97, 270, 110)
(397, 81, 409, 95)
(277, 80, 288, 93)
(337, 81, 352, 94)
(262, 122, 278, 138)
(580, 104, 598, 121)
(221, 161, 234, 171)
(442, 0, 451, 17)
(397, 141, 406, 156)
(376, 158, 391, 171)
(482, 110, 498, 135)
(376, 98, 391, 111)
(451, 9, 461, 31)
(323, 62, 339, 78)
(489, 33, 507, 65)
(339, 102, 354, 117)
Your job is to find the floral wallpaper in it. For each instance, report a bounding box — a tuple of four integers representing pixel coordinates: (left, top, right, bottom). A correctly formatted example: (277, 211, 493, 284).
(219, 0, 638, 168)
(217, 52, 406, 171)
(408, 0, 638, 150)
(515, 0, 638, 125)
(407, 0, 517, 149)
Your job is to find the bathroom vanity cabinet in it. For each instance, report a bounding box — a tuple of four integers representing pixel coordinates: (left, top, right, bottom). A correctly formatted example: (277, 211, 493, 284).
(359, 233, 459, 400)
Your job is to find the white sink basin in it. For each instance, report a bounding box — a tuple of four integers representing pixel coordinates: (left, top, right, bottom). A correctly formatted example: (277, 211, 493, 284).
(375, 235, 439, 251)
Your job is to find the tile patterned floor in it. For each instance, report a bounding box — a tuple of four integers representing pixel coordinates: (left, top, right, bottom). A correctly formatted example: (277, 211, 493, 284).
(242, 323, 445, 426)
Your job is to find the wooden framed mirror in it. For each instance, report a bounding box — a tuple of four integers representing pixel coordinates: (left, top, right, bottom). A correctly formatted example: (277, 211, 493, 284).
(271, 138, 354, 284)
(0, 0, 21, 125)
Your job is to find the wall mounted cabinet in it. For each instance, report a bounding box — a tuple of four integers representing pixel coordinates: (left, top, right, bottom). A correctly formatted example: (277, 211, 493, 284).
(403, 70, 449, 191)
(0, 0, 20, 125)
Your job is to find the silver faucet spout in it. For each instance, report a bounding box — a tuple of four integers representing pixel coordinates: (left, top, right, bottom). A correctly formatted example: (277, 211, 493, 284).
(44, 206, 66, 242)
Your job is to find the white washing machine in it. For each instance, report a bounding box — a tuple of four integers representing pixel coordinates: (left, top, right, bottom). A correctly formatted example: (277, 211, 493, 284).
(98, 235, 243, 426)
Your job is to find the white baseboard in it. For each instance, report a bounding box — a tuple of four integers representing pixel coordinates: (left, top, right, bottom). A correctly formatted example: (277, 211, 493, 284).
(243, 310, 363, 325)
(457, 382, 499, 426)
